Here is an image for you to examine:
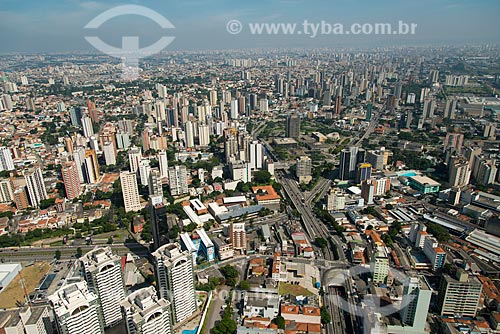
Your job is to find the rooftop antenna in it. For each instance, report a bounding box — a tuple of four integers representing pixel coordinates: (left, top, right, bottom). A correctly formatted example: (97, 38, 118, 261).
(19, 270, 31, 307)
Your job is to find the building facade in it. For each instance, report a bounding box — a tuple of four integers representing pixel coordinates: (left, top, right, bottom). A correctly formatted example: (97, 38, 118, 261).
(80, 247, 126, 328)
(48, 281, 104, 334)
(153, 243, 196, 324)
(120, 171, 142, 212)
(121, 286, 173, 334)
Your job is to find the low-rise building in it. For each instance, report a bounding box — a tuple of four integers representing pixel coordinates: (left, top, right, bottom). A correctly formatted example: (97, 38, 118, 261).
(408, 175, 440, 194)
(242, 291, 280, 319)
(212, 237, 234, 260)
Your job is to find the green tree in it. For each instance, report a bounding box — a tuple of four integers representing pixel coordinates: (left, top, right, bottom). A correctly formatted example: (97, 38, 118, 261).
(315, 237, 328, 249)
(54, 249, 61, 260)
(238, 280, 251, 290)
(212, 290, 237, 334)
(184, 222, 197, 233)
(273, 316, 286, 329)
(253, 170, 271, 184)
(320, 307, 331, 324)
(212, 305, 237, 334)
(426, 222, 450, 243)
(39, 198, 56, 210)
(220, 265, 239, 286)
(443, 263, 452, 274)
(196, 277, 221, 291)
(76, 247, 83, 258)
(192, 177, 201, 188)
(107, 236, 113, 244)
(168, 226, 180, 239)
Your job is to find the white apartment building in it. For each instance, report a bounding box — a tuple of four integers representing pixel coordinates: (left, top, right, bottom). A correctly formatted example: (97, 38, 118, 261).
(121, 286, 172, 334)
(48, 281, 104, 334)
(80, 247, 126, 328)
(153, 243, 196, 324)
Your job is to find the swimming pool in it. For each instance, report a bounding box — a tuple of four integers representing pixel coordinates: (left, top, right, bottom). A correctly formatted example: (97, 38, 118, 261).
(182, 326, 199, 334)
(398, 171, 417, 177)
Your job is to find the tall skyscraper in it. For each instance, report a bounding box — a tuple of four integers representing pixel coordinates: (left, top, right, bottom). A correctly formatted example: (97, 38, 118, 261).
(184, 121, 195, 148)
(82, 114, 94, 138)
(370, 246, 389, 284)
(356, 163, 372, 183)
(0, 178, 14, 203)
(198, 124, 210, 146)
(0, 147, 15, 172)
(361, 179, 375, 205)
(157, 84, 167, 98)
(437, 269, 482, 317)
(80, 247, 126, 328)
(139, 159, 151, 187)
(443, 133, 464, 154)
(406, 93, 416, 104)
(365, 103, 373, 121)
(168, 165, 188, 196)
(48, 281, 105, 334)
(13, 187, 30, 210)
(366, 149, 386, 170)
(73, 146, 86, 183)
(327, 190, 346, 211)
(69, 107, 83, 127)
(84, 149, 100, 184)
(400, 276, 432, 331)
(335, 95, 342, 114)
(128, 146, 142, 173)
(153, 243, 197, 323)
(429, 70, 439, 84)
(148, 168, 163, 197)
(422, 98, 436, 119)
(150, 198, 167, 251)
(24, 167, 48, 207)
(448, 160, 471, 188)
(157, 150, 169, 182)
(103, 142, 116, 165)
(259, 99, 269, 112)
(62, 161, 82, 201)
(87, 100, 99, 124)
(394, 81, 403, 100)
(121, 286, 173, 334)
(285, 114, 300, 138)
(444, 97, 457, 119)
(225, 136, 238, 162)
(484, 124, 496, 139)
(116, 132, 131, 149)
(120, 171, 142, 212)
(248, 140, 263, 170)
(339, 146, 365, 181)
(296, 156, 312, 184)
(230, 99, 239, 119)
(230, 222, 246, 253)
(209, 90, 218, 106)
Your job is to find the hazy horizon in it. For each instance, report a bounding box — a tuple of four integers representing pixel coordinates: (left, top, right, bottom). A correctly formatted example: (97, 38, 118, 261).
(1, 0, 500, 53)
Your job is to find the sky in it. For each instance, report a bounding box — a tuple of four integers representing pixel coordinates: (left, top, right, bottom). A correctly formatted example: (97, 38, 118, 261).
(0, 0, 499, 53)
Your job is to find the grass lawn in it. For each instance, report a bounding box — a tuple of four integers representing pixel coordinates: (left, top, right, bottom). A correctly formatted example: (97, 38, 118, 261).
(278, 282, 314, 297)
(50, 240, 64, 246)
(0, 262, 51, 308)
